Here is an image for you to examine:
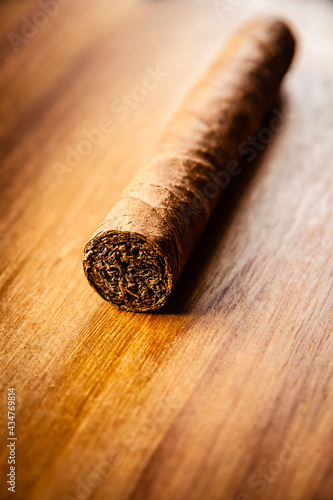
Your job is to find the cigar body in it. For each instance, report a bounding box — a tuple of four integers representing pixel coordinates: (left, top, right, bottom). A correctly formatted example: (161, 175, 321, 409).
(83, 17, 296, 312)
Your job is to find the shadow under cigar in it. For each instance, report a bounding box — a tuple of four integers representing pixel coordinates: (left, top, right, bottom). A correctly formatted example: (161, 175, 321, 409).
(159, 95, 290, 315)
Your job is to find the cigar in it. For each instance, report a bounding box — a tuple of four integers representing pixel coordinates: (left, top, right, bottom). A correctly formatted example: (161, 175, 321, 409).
(83, 17, 296, 312)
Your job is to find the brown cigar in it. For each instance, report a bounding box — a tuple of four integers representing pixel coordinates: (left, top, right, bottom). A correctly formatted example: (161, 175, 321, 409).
(83, 17, 296, 312)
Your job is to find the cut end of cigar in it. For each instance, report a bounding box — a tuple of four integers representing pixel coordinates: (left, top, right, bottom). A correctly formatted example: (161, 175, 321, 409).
(83, 231, 173, 312)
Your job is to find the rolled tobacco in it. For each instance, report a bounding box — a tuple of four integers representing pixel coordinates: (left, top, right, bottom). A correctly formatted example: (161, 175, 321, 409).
(83, 17, 296, 312)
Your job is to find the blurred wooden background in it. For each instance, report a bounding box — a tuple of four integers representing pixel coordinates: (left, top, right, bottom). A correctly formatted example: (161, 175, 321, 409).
(1, 0, 332, 499)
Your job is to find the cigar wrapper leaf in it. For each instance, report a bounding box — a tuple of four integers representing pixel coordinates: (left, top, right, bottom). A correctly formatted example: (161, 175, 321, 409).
(83, 17, 296, 312)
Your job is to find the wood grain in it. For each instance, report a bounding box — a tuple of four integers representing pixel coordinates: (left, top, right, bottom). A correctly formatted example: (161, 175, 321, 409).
(1, 1, 332, 499)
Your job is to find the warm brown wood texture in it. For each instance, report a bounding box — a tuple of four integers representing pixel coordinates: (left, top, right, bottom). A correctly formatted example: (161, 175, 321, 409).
(0, 1, 332, 500)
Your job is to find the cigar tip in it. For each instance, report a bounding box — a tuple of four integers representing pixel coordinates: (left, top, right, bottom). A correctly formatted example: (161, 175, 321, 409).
(83, 231, 173, 312)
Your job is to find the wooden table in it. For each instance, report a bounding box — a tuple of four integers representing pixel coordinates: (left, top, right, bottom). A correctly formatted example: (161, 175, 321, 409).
(1, 1, 332, 499)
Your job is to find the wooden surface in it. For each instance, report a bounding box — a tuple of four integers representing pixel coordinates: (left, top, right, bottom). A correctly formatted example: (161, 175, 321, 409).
(1, 1, 332, 499)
